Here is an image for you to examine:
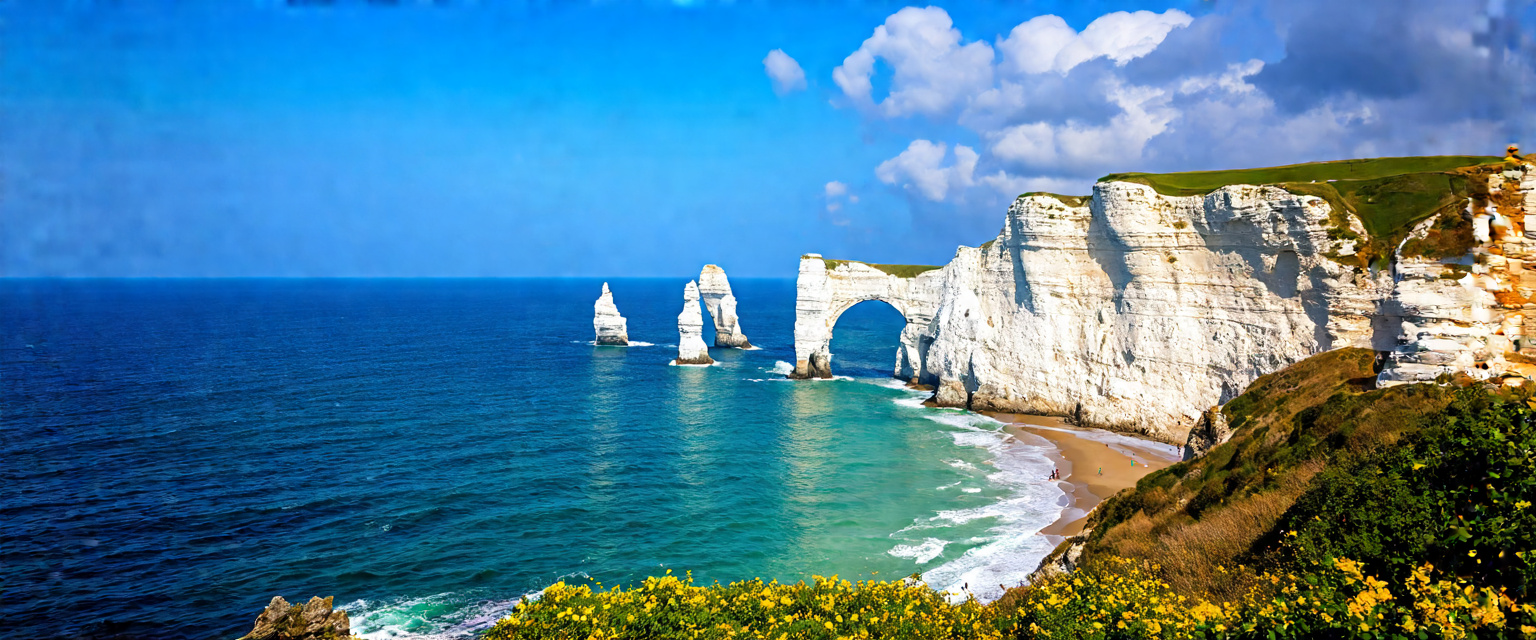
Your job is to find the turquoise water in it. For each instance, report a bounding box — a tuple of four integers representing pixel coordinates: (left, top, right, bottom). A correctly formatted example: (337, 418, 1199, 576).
(1, 279, 1066, 639)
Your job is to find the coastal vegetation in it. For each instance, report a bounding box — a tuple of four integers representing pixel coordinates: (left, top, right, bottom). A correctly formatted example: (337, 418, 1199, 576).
(487, 347, 1536, 638)
(813, 257, 943, 279)
(486, 554, 1522, 638)
(1016, 192, 1091, 208)
(1101, 155, 1508, 268)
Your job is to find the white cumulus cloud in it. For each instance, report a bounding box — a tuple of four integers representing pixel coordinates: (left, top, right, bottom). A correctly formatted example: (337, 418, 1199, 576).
(876, 140, 979, 201)
(763, 49, 807, 95)
(832, 7, 994, 117)
(998, 9, 1193, 75)
(988, 82, 1176, 173)
(979, 171, 1086, 197)
(824, 181, 848, 197)
(826, 0, 1528, 215)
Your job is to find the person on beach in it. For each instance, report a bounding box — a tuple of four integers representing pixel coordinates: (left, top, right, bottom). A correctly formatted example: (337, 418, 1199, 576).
(1098, 467, 1102, 475)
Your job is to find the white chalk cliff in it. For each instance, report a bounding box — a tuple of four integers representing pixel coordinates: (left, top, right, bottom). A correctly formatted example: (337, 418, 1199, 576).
(793, 161, 1534, 444)
(698, 265, 752, 349)
(790, 256, 943, 380)
(674, 280, 714, 366)
(593, 282, 629, 346)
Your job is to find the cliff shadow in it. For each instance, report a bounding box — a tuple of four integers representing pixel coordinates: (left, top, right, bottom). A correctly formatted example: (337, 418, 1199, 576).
(1003, 219, 1037, 315)
(1196, 218, 1333, 351)
(1369, 294, 1403, 351)
(1084, 209, 1135, 313)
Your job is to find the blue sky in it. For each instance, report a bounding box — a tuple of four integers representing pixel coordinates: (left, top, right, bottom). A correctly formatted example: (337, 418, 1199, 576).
(3, 0, 1532, 277)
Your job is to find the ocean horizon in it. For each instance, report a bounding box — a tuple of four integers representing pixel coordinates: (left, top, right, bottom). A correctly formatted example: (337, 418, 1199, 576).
(2, 278, 1070, 639)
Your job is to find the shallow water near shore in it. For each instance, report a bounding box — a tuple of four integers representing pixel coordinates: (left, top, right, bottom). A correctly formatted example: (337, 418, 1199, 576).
(2, 279, 1066, 639)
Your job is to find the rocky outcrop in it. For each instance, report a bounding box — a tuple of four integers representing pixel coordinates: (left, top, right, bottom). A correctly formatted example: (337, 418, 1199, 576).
(1182, 406, 1232, 461)
(673, 280, 714, 366)
(1379, 162, 1536, 384)
(593, 282, 629, 346)
(1032, 535, 1088, 581)
(789, 255, 944, 379)
(238, 596, 349, 640)
(698, 265, 752, 349)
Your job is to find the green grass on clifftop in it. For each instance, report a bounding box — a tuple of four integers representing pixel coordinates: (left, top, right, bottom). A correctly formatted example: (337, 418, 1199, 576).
(1016, 192, 1091, 207)
(1100, 155, 1505, 267)
(1098, 156, 1502, 194)
(815, 258, 941, 278)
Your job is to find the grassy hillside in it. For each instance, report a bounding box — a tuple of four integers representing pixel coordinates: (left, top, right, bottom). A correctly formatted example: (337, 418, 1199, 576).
(1069, 349, 1449, 599)
(815, 257, 942, 278)
(1098, 156, 1503, 194)
(1100, 156, 1507, 268)
(1042, 347, 1536, 613)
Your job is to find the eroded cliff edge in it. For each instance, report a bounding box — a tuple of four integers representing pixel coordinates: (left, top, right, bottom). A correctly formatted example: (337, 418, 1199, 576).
(801, 155, 1535, 444)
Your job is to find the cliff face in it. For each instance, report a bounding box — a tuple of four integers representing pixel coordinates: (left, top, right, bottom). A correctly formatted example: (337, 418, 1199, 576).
(1380, 164, 1536, 384)
(916, 182, 1392, 442)
(806, 160, 1534, 443)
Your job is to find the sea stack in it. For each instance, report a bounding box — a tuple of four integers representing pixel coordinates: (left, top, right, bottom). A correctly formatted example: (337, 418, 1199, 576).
(593, 282, 629, 346)
(698, 265, 752, 349)
(673, 280, 714, 365)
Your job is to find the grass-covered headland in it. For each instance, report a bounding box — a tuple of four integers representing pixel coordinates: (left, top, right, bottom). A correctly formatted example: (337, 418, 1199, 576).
(487, 349, 1536, 639)
(1101, 155, 1517, 268)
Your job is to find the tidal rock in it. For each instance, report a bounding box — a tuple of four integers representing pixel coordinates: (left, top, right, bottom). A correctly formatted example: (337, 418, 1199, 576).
(698, 265, 752, 348)
(238, 596, 350, 640)
(673, 280, 714, 365)
(593, 282, 629, 346)
(1182, 406, 1232, 461)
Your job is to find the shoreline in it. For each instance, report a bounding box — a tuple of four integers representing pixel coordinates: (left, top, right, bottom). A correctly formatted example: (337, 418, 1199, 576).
(983, 412, 1179, 539)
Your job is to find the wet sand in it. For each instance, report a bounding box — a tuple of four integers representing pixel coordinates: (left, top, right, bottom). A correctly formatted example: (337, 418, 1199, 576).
(985, 413, 1180, 537)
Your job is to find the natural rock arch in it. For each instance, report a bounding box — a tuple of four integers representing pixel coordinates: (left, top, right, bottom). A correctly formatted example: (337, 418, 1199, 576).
(789, 255, 944, 380)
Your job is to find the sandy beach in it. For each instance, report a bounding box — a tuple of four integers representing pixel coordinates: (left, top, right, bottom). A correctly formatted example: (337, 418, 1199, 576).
(985, 413, 1181, 537)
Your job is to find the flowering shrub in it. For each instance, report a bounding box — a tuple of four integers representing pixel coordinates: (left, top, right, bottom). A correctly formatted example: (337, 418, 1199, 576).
(484, 558, 1527, 639)
(483, 571, 1010, 640)
(1004, 555, 1526, 639)
(1008, 557, 1236, 638)
(1238, 557, 1528, 639)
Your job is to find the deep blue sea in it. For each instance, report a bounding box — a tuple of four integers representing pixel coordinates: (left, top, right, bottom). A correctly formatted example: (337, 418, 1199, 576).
(1, 279, 1069, 639)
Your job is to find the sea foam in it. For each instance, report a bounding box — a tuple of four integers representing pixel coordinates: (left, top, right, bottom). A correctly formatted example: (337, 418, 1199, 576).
(879, 398, 1069, 603)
